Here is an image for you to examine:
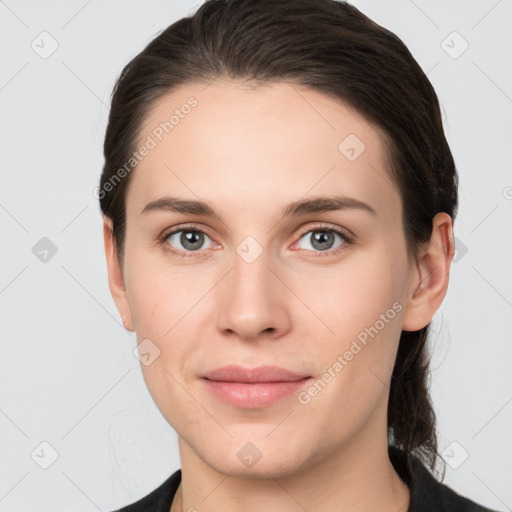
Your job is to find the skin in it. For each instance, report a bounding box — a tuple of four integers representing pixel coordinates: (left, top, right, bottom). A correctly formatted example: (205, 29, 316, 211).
(103, 79, 455, 512)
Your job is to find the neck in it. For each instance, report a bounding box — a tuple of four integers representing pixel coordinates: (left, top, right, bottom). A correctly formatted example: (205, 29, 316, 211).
(171, 422, 410, 512)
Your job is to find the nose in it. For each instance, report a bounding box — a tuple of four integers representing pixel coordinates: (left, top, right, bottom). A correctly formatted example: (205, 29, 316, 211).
(215, 247, 292, 342)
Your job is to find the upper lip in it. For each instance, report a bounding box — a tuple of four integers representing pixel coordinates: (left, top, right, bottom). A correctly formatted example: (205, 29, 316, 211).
(202, 365, 310, 383)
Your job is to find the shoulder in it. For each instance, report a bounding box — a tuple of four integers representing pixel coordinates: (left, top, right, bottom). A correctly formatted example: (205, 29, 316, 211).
(111, 469, 181, 512)
(389, 445, 501, 512)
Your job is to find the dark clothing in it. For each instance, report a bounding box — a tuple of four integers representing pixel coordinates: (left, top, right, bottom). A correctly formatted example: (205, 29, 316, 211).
(113, 445, 500, 511)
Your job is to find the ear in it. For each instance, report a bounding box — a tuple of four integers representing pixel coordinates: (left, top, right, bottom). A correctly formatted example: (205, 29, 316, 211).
(401, 212, 456, 332)
(103, 216, 135, 332)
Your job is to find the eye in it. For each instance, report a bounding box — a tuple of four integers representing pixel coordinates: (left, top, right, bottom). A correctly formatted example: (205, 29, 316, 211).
(294, 226, 351, 253)
(164, 228, 215, 253)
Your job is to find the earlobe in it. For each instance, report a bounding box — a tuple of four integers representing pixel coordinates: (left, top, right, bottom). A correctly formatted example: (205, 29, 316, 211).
(401, 213, 455, 332)
(103, 216, 135, 332)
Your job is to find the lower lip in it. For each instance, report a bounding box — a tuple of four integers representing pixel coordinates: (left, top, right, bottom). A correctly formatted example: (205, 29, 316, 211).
(202, 378, 311, 408)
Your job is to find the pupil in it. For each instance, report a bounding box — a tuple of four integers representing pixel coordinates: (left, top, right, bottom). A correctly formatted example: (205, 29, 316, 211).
(311, 231, 333, 250)
(181, 231, 204, 250)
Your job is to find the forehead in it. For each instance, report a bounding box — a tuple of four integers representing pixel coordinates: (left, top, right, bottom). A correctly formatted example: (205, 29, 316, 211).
(127, 79, 400, 221)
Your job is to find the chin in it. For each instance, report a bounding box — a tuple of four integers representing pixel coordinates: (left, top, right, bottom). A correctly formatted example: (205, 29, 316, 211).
(209, 455, 306, 480)
(189, 435, 313, 480)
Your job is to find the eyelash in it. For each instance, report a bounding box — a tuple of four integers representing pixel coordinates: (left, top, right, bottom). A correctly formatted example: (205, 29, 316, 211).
(294, 223, 354, 258)
(157, 223, 354, 259)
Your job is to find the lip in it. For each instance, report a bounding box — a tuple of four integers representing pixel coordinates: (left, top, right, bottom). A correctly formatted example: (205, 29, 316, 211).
(201, 365, 312, 408)
(202, 365, 310, 383)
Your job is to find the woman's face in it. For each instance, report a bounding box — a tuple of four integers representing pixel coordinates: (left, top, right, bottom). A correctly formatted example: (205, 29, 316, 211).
(107, 80, 432, 477)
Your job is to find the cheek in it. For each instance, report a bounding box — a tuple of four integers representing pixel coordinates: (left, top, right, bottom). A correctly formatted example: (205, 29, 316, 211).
(290, 251, 403, 341)
(124, 243, 207, 334)
(123, 246, 213, 368)
(314, 303, 402, 393)
(124, 259, 200, 424)
(292, 254, 404, 401)
(295, 304, 402, 445)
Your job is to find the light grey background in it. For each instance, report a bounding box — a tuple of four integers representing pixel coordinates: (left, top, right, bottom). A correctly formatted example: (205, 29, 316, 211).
(0, 0, 511, 511)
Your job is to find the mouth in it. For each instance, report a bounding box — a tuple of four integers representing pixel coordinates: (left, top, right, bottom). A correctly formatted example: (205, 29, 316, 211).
(201, 365, 312, 408)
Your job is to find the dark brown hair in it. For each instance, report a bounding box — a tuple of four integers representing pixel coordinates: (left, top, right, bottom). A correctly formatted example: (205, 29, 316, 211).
(99, 0, 458, 476)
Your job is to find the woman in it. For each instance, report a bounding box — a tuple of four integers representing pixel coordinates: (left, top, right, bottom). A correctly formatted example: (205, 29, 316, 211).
(100, 0, 499, 510)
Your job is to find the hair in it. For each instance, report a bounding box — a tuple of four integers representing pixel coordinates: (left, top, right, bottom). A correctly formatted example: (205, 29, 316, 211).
(99, 0, 458, 477)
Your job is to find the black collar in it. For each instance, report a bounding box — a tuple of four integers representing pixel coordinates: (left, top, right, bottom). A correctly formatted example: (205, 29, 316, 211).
(388, 445, 497, 511)
(114, 445, 497, 511)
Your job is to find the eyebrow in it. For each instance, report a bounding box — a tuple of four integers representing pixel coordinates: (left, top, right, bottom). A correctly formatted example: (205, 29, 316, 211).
(140, 195, 377, 218)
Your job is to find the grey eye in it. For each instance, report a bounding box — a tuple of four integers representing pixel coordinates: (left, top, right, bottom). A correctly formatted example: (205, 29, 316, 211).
(167, 230, 210, 251)
(297, 230, 345, 251)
